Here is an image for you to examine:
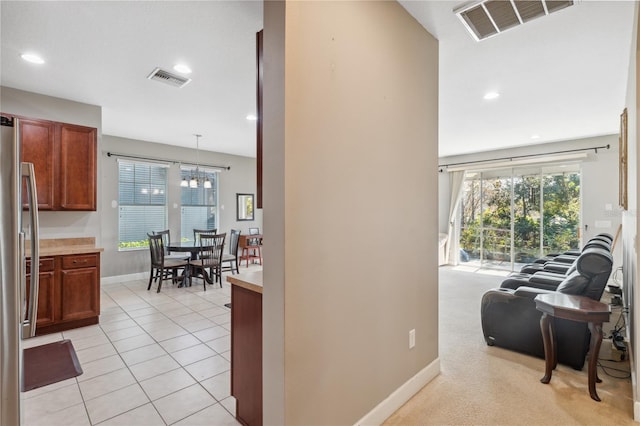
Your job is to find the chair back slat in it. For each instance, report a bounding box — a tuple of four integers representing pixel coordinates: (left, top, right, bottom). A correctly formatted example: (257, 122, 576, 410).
(194, 228, 217, 246)
(229, 229, 241, 255)
(153, 229, 172, 254)
(148, 234, 165, 267)
(198, 233, 226, 267)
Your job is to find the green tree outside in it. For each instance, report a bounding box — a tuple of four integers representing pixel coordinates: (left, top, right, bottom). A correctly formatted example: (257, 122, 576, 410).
(460, 170, 580, 266)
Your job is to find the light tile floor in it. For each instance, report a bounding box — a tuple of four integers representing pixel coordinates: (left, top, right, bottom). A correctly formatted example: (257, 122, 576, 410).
(21, 265, 261, 426)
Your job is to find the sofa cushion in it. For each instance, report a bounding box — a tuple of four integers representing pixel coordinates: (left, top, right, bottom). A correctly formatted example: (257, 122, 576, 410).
(556, 271, 590, 295)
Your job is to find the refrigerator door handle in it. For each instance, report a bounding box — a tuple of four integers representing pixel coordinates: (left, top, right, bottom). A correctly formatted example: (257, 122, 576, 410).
(21, 162, 39, 338)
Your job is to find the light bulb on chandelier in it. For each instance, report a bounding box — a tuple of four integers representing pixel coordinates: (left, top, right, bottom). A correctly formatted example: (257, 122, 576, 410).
(181, 134, 214, 189)
(183, 134, 203, 188)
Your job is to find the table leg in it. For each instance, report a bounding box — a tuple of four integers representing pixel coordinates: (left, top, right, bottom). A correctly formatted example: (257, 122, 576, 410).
(540, 312, 554, 384)
(178, 265, 188, 288)
(550, 318, 557, 370)
(587, 322, 604, 402)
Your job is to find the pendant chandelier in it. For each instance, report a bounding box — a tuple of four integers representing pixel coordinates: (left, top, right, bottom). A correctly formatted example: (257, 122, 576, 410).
(181, 134, 212, 189)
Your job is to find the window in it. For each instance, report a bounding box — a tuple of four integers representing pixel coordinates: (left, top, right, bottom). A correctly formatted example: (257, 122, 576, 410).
(118, 160, 168, 250)
(459, 164, 580, 271)
(180, 167, 219, 240)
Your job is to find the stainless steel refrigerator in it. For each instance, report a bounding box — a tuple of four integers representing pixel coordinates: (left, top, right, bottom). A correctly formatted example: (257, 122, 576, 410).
(0, 115, 40, 425)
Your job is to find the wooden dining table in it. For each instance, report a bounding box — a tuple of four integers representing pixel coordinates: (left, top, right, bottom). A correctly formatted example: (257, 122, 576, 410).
(167, 241, 214, 284)
(167, 241, 202, 261)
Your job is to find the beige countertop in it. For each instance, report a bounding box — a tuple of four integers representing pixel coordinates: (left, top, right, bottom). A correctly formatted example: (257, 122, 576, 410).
(226, 270, 263, 294)
(26, 237, 104, 257)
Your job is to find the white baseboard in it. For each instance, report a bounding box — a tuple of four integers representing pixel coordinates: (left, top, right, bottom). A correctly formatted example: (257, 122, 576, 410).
(101, 272, 147, 285)
(634, 400, 640, 422)
(354, 358, 441, 426)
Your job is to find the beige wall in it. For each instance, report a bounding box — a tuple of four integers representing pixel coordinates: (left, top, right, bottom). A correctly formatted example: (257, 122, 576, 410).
(626, 2, 639, 420)
(263, 1, 439, 424)
(262, 1, 286, 424)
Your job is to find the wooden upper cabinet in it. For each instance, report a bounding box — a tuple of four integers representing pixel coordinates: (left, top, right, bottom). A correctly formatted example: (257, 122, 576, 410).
(59, 124, 97, 210)
(20, 119, 57, 210)
(19, 117, 97, 211)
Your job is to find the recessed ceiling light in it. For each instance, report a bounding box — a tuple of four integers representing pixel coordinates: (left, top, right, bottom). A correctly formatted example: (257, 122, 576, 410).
(246, 114, 257, 121)
(483, 92, 500, 100)
(21, 53, 45, 65)
(531, 134, 540, 139)
(173, 64, 192, 74)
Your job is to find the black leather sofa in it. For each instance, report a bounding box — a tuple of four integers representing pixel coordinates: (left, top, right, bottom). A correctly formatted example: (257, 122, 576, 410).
(515, 237, 611, 278)
(480, 246, 613, 370)
(502, 239, 612, 292)
(530, 233, 613, 265)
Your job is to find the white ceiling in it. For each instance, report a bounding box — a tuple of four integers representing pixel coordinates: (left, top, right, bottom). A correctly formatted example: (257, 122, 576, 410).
(401, 0, 636, 157)
(1, 1, 636, 158)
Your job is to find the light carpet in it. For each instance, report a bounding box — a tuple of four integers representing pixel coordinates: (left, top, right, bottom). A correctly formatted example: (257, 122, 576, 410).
(383, 266, 634, 426)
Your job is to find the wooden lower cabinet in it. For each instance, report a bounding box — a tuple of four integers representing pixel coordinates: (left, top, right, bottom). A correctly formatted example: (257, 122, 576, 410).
(231, 284, 263, 426)
(26, 257, 55, 328)
(60, 265, 99, 322)
(27, 252, 101, 335)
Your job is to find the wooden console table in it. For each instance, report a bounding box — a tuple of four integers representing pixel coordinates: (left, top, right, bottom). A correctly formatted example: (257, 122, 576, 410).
(239, 234, 262, 267)
(534, 293, 610, 401)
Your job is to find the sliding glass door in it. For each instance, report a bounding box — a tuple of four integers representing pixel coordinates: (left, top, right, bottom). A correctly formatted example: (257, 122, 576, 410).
(480, 171, 513, 269)
(460, 174, 482, 264)
(513, 171, 541, 266)
(541, 169, 580, 254)
(459, 165, 580, 271)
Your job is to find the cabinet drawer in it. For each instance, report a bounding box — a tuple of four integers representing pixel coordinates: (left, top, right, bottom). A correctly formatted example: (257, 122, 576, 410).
(26, 257, 55, 273)
(61, 254, 97, 270)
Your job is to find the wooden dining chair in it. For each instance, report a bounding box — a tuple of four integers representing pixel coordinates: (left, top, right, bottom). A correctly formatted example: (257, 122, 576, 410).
(147, 234, 190, 293)
(222, 229, 241, 275)
(191, 233, 226, 290)
(193, 228, 217, 246)
(153, 229, 189, 261)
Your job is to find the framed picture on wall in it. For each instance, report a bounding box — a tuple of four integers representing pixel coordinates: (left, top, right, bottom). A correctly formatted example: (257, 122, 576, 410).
(237, 193, 255, 221)
(619, 108, 628, 210)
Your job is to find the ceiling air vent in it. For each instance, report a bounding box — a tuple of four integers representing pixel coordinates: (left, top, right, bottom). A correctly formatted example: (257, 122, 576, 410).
(147, 67, 192, 88)
(456, 0, 574, 41)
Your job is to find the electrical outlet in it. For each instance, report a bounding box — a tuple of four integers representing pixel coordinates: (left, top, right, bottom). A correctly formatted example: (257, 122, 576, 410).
(409, 329, 416, 349)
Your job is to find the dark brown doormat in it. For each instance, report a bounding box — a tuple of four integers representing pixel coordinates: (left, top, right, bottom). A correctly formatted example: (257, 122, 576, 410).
(22, 339, 83, 392)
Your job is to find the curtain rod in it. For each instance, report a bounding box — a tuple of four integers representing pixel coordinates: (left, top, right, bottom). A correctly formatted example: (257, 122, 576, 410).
(105, 151, 231, 170)
(438, 144, 610, 171)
